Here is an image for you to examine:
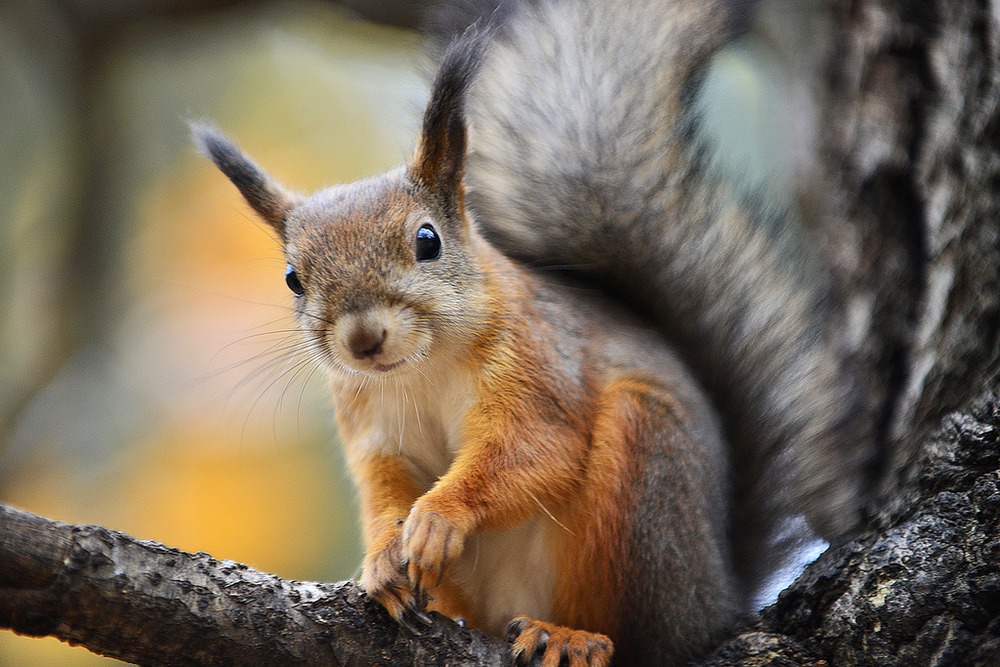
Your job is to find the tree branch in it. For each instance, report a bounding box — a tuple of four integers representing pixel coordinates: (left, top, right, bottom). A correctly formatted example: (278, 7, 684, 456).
(0, 505, 508, 665)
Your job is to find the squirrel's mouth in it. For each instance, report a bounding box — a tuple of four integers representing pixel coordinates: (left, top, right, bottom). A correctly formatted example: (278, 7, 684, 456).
(372, 359, 406, 373)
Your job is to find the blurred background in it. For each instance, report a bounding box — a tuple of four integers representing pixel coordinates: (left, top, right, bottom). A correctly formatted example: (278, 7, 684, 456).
(0, 0, 809, 663)
(0, 1, 431, 663)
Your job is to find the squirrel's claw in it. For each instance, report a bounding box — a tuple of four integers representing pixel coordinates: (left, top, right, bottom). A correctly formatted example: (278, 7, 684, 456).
(402, 502, 468, 591)
(360, 525, 417, 621)
(508, 616, 613, 667)
(398, 605, 434, 635)
(364, 579, 414, 623)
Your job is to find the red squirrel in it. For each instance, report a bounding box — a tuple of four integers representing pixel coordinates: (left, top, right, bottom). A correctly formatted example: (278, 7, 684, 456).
(196, 0, 872, 663)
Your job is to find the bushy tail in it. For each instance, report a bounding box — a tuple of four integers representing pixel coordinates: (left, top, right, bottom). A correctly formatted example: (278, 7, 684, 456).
(463, 0, 874, 593)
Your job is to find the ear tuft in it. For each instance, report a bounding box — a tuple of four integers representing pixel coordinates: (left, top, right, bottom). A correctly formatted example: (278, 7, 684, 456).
(191, 122, 295, 236)
(410, 25, 491, 215)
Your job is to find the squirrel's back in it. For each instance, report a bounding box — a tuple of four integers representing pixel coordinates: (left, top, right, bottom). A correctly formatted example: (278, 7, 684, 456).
(462, 0, 875, 591)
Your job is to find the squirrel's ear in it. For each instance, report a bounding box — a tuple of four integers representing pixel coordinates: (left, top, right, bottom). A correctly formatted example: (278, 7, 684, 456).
(411, 27, 488, 216)
(191, 122, 295, 236)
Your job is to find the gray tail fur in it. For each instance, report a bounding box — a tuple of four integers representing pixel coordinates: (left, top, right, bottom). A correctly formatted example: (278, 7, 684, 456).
(461, 0, 874, 594)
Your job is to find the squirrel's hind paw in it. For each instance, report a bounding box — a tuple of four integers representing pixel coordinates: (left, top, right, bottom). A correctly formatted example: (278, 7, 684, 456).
(507, 615, 613, 667)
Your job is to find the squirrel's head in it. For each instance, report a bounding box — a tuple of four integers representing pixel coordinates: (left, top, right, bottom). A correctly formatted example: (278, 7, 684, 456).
(193, 28, 492, 379)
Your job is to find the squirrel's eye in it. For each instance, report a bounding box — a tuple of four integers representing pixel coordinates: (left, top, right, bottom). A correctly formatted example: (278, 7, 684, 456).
(285, 265, 304, 296)
(415, 224, 441, 262)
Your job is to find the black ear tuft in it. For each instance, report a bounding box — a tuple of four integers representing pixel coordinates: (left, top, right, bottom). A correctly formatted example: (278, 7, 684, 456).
(410, 24, 491, 215)
(424, 0, 515, 55)
(191, 122, 295, 236)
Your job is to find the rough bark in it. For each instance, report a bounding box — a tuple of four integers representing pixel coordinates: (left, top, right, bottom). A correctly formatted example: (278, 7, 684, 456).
(817, 0, 1000, 471)
(709, 385, 1000, 666)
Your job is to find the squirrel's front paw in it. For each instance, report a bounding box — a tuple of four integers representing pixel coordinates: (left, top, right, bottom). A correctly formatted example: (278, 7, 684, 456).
(360, 526, 420, 621)
(507, 616, 613, 667)
(401, 499, 471, 591)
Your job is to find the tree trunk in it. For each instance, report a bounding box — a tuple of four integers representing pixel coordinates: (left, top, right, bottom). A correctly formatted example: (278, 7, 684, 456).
(816, 0, 1000, 474)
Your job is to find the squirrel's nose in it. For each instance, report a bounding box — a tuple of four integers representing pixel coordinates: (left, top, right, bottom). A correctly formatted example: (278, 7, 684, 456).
(347, 327, 387, 359)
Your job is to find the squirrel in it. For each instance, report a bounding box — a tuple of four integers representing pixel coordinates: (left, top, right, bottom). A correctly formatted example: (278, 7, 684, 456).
(194, 0, 874, 664)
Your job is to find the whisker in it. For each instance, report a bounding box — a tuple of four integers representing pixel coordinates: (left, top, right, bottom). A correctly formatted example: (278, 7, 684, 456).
(295, 361, 326, 442)
(409, 385, 423, 438)
(158, 279, 297, 311)
(526, 489, 575, 535)
(351, 375, 366, 407)
(239, 351, 316, 444)
(396, 379, 405, 455)
(204, 336, 316, 382)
